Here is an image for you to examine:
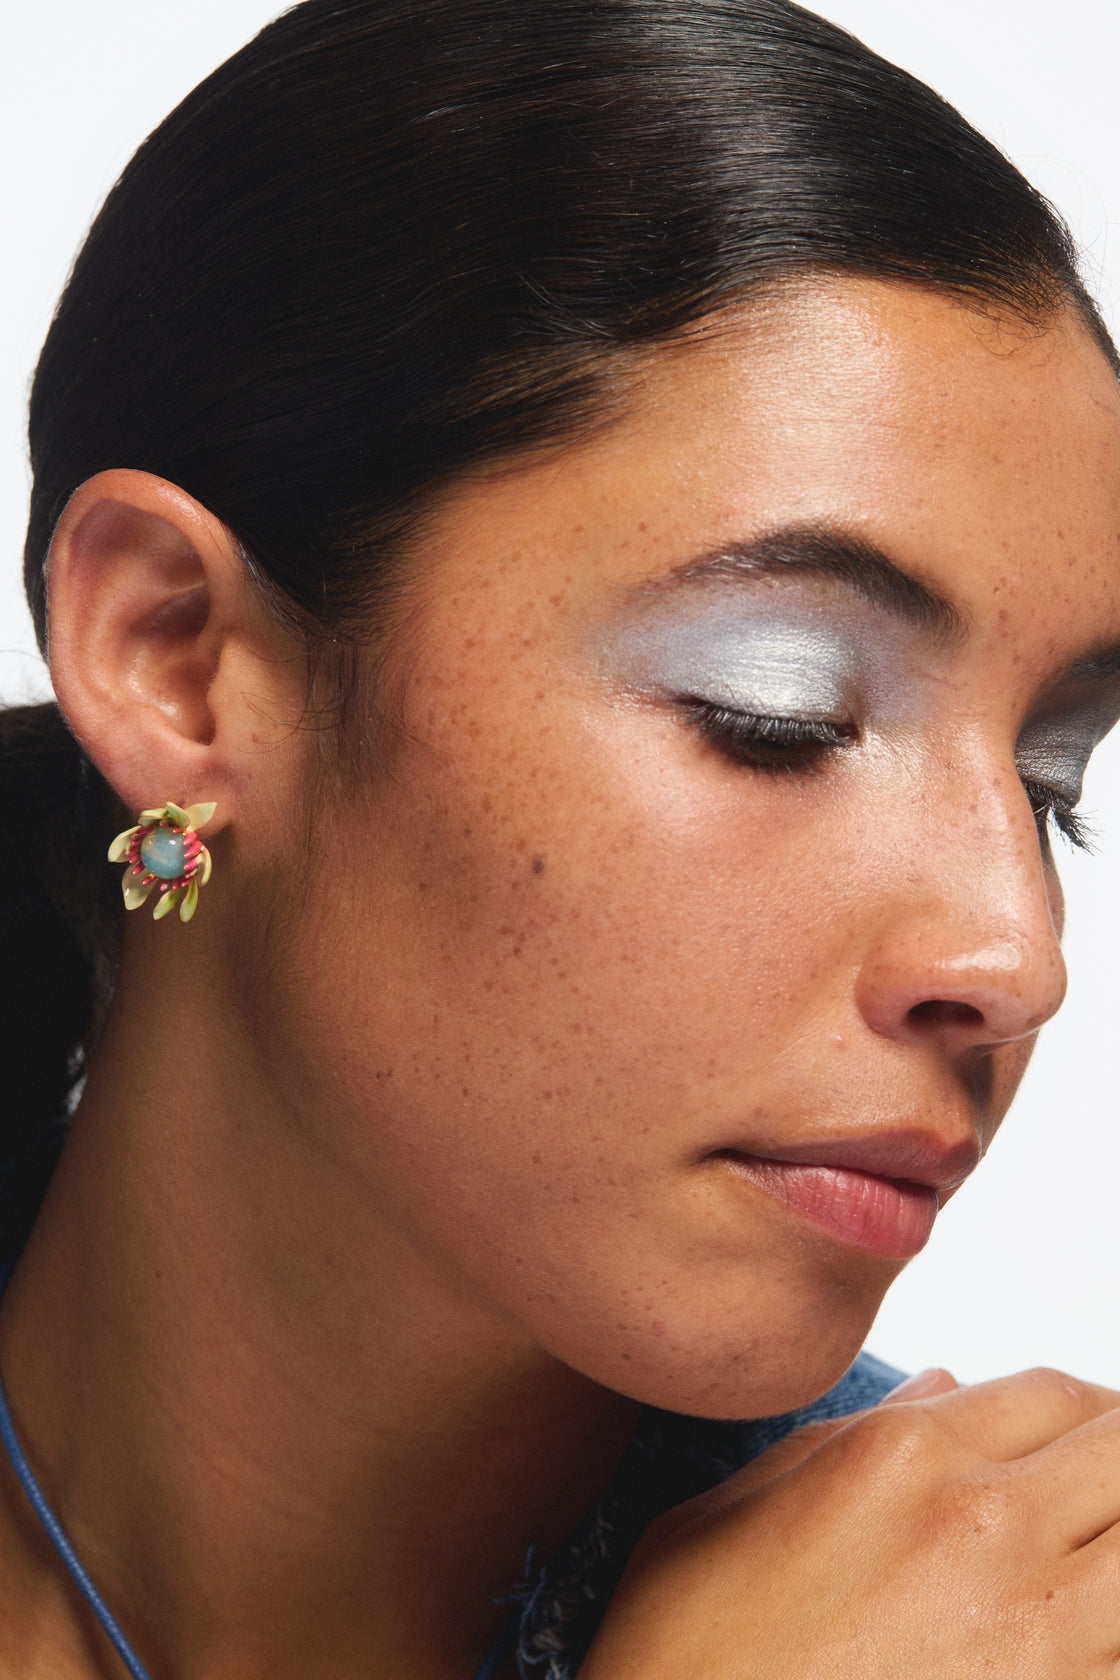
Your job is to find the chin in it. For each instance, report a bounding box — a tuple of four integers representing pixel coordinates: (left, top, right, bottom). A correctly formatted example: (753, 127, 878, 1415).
(568, 1282, 885, 1422)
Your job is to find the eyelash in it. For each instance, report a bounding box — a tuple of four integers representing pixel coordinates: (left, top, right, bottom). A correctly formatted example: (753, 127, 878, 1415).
(684, 705, 1097, 853)
(683, 701, 854, 773)
(1021, 779, 1095, 855)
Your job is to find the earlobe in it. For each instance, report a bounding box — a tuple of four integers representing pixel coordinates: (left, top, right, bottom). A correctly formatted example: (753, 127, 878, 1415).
(46, 469, 295, 828)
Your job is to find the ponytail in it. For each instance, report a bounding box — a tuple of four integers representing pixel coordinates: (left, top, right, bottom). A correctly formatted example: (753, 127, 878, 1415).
(0, 703, 120, 1243)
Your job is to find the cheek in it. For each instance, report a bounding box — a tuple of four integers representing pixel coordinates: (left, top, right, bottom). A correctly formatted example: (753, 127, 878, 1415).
(265, 708, 897, 1411)
(347, 717, 848, 1147)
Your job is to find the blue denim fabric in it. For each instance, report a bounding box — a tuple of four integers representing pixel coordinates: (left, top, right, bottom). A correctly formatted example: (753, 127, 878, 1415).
(510, 1351, 907, 1678)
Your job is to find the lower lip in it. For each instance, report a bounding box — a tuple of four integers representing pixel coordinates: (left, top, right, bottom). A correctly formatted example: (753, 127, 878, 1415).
(721, 1155, 939, 1259)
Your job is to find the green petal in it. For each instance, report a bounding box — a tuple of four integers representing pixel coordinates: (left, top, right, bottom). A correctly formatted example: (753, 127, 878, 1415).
(185, 802, 217, 830)
(152, 887, 181, 921)
(180, 879, 200, 922)
(139, 807, 168, 824)
(164, 802, 191, 829)
(123, 873, 156, 910)
(197, 846, 212, 886)
(108, 826, 141, 863)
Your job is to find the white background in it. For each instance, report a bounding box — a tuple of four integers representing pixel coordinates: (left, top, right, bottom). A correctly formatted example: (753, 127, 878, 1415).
(2, 2, 1118, 1385)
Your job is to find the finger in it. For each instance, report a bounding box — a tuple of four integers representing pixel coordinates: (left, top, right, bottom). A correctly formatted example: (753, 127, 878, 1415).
(729, 1368, 960, 1494)
(721, 1371, 958, 1504)
(909, 1367, 1120, 1463)
(878, 1367, 959, 1404)
(1014, 1403, 1120, 1550)
(659, 1414, 860, 1538)
(729, 1417, 855, 1488)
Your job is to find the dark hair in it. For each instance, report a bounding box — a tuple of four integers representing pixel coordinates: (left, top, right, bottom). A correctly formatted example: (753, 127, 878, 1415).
(2, 0, 1115, 1198)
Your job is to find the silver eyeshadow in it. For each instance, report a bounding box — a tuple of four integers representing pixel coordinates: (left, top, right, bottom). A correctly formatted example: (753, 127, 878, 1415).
(595, 600, 861, 718)
(1015, 712, 1115, 807)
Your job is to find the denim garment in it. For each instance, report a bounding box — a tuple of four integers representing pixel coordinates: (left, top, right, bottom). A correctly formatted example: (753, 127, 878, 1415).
(507, 1350, 905, 1677)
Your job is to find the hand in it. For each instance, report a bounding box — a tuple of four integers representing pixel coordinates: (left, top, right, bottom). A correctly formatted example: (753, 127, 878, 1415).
(581, 1368, 1120, 1678)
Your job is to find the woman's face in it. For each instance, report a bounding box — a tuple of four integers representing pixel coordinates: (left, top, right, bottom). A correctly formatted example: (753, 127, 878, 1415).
(267, 278, 1120, 1417)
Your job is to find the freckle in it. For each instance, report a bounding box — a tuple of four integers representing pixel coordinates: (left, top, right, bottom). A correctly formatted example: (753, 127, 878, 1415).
(532, 855, 546, 876)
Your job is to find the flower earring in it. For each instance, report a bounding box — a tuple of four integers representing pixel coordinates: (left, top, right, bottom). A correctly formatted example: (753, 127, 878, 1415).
(108, 801, 216, 922)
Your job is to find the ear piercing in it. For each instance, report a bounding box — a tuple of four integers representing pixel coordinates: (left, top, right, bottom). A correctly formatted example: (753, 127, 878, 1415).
(108, 801, 216, 922)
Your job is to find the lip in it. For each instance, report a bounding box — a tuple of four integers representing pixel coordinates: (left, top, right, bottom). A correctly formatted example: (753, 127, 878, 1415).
(709, 1130, 980, 1260)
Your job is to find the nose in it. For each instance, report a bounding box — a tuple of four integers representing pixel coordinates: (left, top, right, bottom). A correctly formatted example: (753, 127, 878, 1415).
(854, 766, 1068, 1055)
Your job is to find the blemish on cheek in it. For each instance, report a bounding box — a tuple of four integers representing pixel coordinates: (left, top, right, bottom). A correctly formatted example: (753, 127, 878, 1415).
(531, 854, 547, 876)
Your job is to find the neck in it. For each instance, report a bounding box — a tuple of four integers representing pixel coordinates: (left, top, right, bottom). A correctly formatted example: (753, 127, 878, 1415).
(0, 946, 638, 1679)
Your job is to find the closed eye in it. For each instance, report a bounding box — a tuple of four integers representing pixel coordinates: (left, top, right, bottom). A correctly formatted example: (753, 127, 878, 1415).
(682, 700, 855, 773)
(1021, 777, 1095, 855)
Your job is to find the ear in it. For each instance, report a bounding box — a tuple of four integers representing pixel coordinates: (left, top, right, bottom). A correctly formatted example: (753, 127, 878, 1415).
(47, 469, 305, 828)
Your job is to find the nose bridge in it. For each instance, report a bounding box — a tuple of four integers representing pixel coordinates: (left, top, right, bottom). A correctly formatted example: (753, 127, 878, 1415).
(856, 743, 1068, 1045)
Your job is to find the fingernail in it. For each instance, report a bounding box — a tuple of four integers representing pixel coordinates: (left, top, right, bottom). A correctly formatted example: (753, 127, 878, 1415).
(882, 1367, 953, 1401)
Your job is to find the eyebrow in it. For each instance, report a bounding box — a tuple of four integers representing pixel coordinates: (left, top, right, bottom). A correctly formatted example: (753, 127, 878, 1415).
(651, 522, 964, 640)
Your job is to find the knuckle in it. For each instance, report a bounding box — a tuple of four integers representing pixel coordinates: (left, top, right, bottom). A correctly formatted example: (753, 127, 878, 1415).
(1020, 1365, 1092, 1406)
(928, 1472, 1018, 1545)
(847, 1401, 937, 1467)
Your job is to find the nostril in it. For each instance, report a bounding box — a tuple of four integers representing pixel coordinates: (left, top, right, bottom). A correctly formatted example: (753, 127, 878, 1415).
(908, 999, 985, 1027)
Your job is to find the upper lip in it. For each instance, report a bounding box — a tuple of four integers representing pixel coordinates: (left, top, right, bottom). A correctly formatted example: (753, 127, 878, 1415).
(712, 1129, 981, 1198)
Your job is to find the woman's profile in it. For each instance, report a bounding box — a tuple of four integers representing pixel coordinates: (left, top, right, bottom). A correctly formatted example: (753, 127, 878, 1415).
(2, 2, 1120, 1676)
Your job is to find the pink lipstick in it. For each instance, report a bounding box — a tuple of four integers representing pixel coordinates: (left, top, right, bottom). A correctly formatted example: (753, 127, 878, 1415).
(723, 1155, 938, 1257)
(711, 1132, 975, 1259)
